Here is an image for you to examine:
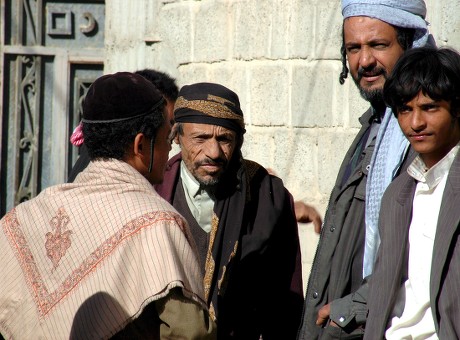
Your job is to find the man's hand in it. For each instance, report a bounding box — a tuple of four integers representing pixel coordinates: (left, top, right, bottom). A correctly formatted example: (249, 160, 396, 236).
(294, 201, 322, 234)
(316, 303, 339, 327)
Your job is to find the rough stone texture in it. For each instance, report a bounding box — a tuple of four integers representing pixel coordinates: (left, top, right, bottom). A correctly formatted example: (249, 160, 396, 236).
(425, 0, 460, 48)
(292, 60, 344, 128)
(313, 1, 344, 60)
(234, 2, 273, 60)
(288, 1, 316, 59)
(105, 0, 460, 292)
(249, 62, 290, 126)
(194, 1, 232, 63)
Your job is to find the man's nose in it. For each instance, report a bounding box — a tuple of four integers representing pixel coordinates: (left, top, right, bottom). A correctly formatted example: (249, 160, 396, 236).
(411, 110, 426, 131)
(359, 47, 376, 69)
(205, 139, 222, 159)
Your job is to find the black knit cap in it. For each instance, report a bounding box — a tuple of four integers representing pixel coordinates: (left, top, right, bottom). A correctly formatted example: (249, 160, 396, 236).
(82, 72, 164, 123)
(174, 82, 245, 133)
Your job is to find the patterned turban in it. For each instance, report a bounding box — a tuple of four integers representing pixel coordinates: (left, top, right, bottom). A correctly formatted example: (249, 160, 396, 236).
(174, 82, 245, 134)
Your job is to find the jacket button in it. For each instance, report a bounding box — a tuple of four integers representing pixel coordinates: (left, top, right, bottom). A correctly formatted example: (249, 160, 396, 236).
(330, 226, 335, 232)
(312, 292, 318, 299)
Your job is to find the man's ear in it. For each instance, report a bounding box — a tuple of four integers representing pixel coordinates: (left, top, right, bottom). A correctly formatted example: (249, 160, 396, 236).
(123, 133, 148, 172)
(132, 133, 150, 168)
(174, 135, 180, 145)
(172, 124, 180, 145)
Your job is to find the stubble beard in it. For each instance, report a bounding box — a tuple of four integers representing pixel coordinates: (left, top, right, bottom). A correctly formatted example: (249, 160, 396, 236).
(191, 159, 227, 188)
(353, 67, 387, 106)
(358, 86, 385, 105)
(195, 174, 220, 188)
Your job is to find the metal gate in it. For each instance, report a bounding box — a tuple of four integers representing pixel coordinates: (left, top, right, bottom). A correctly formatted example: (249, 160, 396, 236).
(0, 0, 105, 216)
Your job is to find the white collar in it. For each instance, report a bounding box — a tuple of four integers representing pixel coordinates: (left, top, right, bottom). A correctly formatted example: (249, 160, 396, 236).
(407, 143, 460, 189)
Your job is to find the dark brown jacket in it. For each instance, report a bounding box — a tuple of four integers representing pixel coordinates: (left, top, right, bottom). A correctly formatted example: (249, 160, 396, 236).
(155, 153, 304, 339)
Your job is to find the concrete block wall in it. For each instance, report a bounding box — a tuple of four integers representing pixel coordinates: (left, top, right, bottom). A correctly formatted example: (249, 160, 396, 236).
(105, 0, 460, 292)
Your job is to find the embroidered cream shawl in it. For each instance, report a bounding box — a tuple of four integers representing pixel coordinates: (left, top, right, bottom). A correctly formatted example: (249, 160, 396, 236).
(0, 159, 204, 339)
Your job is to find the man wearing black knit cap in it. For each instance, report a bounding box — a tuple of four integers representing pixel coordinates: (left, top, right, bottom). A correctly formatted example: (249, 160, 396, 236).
(67, 68, 179, 182)
(155, 82, 304, 339)
(0, 72, 216, 339)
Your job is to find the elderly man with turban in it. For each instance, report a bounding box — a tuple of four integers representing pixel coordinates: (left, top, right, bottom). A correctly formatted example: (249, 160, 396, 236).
(0, 73, 216, 339)
(155, 82, 304, 339)
(298, 1, 435, 339)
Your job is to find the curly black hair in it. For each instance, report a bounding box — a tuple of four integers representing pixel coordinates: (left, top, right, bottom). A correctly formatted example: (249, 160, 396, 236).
(134, 69, 178, 102)
(83, 105, 165, 160)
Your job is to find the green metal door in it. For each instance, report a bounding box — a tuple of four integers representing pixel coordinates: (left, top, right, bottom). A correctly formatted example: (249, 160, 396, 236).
(0, 0, 105, 216)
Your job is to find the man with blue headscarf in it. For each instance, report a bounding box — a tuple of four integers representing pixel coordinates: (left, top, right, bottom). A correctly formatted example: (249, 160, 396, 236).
(298, 1, 434, 339)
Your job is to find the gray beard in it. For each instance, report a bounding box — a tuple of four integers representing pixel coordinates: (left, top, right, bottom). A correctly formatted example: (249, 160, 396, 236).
(353, 67, 387, 105)
(197, 177, 219, 188)
(358, 87, 385, 105)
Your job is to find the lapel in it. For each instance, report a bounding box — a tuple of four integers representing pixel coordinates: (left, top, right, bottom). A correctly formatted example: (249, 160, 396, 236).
(336, 108, 374, 194)
(372, 173, 416, 326)
(430, 152, 460, 315)
(395, 173, 417, 207)
(394, 173, 417, 280)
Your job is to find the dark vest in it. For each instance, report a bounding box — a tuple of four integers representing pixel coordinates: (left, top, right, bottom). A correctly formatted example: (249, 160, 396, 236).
(172, 178, 210, 276)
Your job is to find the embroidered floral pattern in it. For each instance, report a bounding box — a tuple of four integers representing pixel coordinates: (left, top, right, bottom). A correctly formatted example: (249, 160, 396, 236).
(217, 240, 238, 296)
(203, 213, 219, 322)
(45, 207, 73, 271)
(3, 209, 181, 317)
(244, 159, 262, 202)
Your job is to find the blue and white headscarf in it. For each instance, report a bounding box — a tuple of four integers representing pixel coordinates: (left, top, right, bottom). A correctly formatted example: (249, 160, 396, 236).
(342, 0, 430, 48)
(342, 0, 435, 278)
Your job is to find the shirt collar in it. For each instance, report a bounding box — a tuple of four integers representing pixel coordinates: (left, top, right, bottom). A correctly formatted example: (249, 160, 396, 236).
(407, 143, 460, 189)
(371, 106, 386, 123)
(180, 161, 201, 197)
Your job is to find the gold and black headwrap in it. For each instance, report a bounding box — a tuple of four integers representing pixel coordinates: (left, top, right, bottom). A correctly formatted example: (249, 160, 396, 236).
(174, 82, 246, 134)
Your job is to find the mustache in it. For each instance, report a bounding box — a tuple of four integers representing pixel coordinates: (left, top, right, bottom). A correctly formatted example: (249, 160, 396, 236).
(357, 67, 387, 81)
(196, 157, 226, 167)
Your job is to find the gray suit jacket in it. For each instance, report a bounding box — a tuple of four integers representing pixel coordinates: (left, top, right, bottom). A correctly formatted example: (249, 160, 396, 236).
(365, 151, 460, 339)
(299, 108, 374, 340)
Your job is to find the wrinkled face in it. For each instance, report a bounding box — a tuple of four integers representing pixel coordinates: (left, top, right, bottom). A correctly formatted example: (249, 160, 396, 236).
(149, 108, 172, 184)
(175, 122, 237, 186)
(397, 92, 460, 169)
(344, 16, 405, 104)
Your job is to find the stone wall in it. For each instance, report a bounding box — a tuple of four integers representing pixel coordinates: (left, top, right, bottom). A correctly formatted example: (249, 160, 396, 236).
(104, 0, 460, 292)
